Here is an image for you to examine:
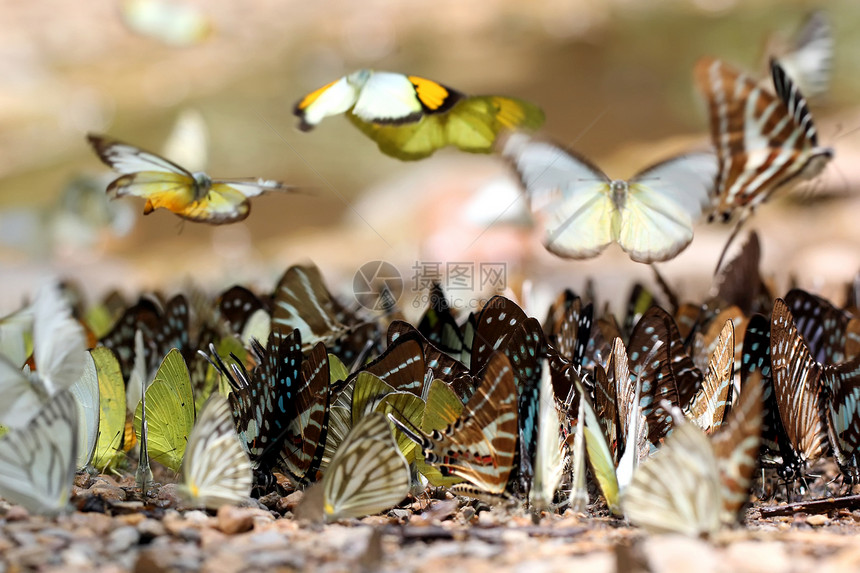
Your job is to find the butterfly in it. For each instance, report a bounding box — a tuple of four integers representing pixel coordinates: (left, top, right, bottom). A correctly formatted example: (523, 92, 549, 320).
(206, 330, 303, 472)
(621, 376, 763, 536)
(392, 351, 518, 496)
(296, 412, 410, 522)
(88, 134, 293, 224)
(528, 360, 566, 511)
(579, 340, 649, 515)
(503, 133, 717, 263)
(89, 347, 130, 472)
(294, 70, 545, 160)
(0, 390, 79, 515)
(69, 354, 100, 471)
(0, 282, 88, 429)
(133, 349, 196, 472)
(695, 58, 833, 222)
(685, 319, 735, 435)
(180, 393, 253, 510)
(769, 299, 828, 474)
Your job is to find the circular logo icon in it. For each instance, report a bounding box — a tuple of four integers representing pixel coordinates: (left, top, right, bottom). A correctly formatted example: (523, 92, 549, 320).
(353, 261, 403, 311)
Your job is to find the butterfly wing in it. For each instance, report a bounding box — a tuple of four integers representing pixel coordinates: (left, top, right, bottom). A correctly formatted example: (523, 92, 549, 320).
(0, 390, 79, 515)
(503, 135, 615, 259)
(33, 282, 87, 396)
(619, 152, 717, 263)
(69, 353, 100, 470)
(294, 76, 362, 131)
(770, 299, 828, 465)
(0, 358, 43, 428)
(779, 11, 833, 100)
(686, 319, 734, 434)
(181, 394, 252, 509)
(90, 347, 128, 471)
(622, 420, 722, 536)
(321, 412, 410, 521)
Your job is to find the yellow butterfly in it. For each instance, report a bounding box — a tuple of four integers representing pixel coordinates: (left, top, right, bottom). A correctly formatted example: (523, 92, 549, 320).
(294, 70, 545, 160)
(88, 134, 294, 225)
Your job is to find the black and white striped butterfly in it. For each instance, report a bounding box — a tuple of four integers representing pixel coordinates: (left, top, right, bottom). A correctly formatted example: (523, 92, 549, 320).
(88, 134, 293, 225)
(503, 133, 717, 263)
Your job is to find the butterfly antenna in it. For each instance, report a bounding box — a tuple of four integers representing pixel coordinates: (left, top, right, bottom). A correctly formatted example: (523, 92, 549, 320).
(349, 340, 376, 374)
(713, 214, 749, 277)
(386, 412, 428, 449)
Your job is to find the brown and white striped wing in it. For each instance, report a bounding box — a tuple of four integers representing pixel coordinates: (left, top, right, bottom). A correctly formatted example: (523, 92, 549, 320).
(321, 413, 410, 522)
(687, 319, 734, 434)
(712, 373, 763, 525)
(695, 57, 829, 221)
(271, 264, 348, 349)
(425, 352, 518, 494)
(622, 420, 722, 537)
(778, 11, 833, 100)
(770, 299, 828, 463)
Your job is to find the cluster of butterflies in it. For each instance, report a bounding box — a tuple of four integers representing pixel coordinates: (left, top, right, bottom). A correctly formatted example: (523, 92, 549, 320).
(86, 13, 834, 268)
(3, 234, 860, 536)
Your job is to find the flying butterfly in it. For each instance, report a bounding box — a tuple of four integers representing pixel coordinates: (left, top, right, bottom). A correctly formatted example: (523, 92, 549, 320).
(296, 412, 410, 522)
(695, 58, 833, 223)
(502, 133, 717, 263)
(294, 69, 545, 160)
(179, 393, 253, 510)
(88, 134, 294, 224)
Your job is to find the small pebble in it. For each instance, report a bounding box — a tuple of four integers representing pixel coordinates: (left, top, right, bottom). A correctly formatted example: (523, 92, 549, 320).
(5, 506, 29, 522)
(107, 526, 140, 553)
(90, 483, 126, 503)
(277, 490, 303, 513)
(806, 514, 829, 527)
(137, 518, 167, 540)
(217, 506, 255, 535)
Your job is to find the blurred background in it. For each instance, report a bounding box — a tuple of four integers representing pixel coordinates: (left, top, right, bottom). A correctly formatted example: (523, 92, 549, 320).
(0, 0, 859, 318)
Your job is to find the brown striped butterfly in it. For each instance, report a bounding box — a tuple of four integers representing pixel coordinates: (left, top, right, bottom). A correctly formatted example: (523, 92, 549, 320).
(622, 375, 763, 536)
(695, 58, 833, 223)
(294, 70, 544, 161)
(769, 299, 828, 472)
(88, 134, 294, 224)
(390, 351, 518, 496)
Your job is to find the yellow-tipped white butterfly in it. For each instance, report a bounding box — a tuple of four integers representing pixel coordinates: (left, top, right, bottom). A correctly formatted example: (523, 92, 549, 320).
(503, 133, 718, 263)
(180, 393, 252, 510)
(294, 70, 545, 160)
(88, 134, 295, 225)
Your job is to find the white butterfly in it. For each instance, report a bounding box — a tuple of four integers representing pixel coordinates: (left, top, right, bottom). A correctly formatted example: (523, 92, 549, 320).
(88, 134, 294, 225)
(0, 390, 79, 515)
(621, 377, 763, 536)
(0, 283, 87, 428)
(529, 360, 566, 511)
(69, 354, 100, 470)
(298, 412, 410, 522)
(179, 394, 253, 510)
(503, 134, 717, 263)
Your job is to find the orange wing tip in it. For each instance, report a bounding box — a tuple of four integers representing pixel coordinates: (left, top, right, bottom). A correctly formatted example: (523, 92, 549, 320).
(143, 200, 155, 214)
(408, 76, 451, 111)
